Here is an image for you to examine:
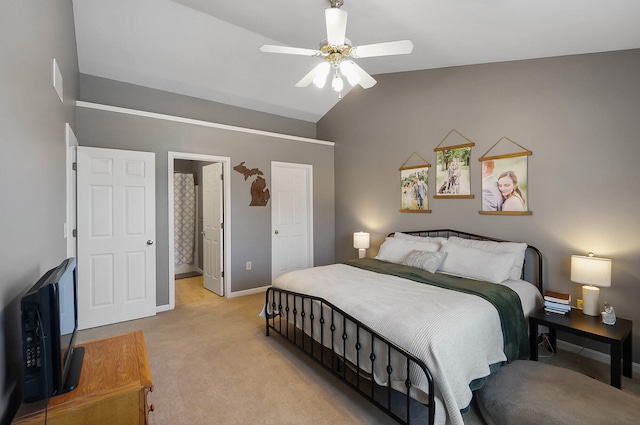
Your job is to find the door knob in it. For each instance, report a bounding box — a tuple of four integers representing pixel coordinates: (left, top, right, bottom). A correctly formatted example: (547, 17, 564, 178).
(201, 231, 206, 236)
(274, 230, 279, 234)
(147, 240, 154, 245)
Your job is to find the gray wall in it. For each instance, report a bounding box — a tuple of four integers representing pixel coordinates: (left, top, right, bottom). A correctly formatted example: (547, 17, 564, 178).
(76, 77, 335, 305)
(79, 74, 317, 139)
(318, 49, 640, 362)
(0, 1, 79, 422)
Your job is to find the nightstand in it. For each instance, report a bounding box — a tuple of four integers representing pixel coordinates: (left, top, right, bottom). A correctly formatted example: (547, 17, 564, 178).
(529, 308, 633, 389)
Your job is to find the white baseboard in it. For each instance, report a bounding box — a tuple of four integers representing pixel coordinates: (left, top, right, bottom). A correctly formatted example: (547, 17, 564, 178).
(156, 284, 268, 312)
(156, 304, 171, 313)
(227, 285, 270, 298)
(556, 339, 640, 374)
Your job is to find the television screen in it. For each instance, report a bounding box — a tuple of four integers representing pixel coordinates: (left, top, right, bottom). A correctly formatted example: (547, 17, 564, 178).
(54, 258, 78, 383)
(21, 257, 83, 402)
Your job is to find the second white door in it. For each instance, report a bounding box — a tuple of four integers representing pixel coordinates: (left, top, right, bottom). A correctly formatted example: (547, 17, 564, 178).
(203, 163, 224, 295)
(271, 162, 313, 281)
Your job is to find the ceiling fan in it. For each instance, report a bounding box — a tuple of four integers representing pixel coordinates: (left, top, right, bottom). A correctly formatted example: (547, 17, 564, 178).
(260, 0, 413, 95)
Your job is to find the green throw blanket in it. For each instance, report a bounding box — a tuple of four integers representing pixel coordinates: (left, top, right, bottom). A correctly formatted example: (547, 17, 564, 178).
(345, 257, 530, 361)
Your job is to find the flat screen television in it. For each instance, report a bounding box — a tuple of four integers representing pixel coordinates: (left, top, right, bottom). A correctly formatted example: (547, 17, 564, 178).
(20, 257, 84, 402)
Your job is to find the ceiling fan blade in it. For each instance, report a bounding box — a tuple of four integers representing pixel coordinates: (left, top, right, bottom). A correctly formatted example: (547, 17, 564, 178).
(295, 68, 318, 88)
(351, 40, 414, 58)
(325, 8, 348, 46)
(349, 62, 377, 89)
(260, 45, 320, 56)
(295, 62, 331, 88)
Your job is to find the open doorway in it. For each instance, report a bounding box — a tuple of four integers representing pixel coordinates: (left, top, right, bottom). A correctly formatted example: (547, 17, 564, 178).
(173, 159, 201, 279)
(168, 152, 231, 310)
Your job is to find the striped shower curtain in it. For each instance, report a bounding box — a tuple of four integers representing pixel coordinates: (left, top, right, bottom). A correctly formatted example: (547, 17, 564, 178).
(174, 173, 196, 265)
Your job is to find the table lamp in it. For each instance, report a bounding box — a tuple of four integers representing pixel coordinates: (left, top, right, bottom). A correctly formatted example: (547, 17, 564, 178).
(570, 253, 612, 316)
(353, 232, 370, 259)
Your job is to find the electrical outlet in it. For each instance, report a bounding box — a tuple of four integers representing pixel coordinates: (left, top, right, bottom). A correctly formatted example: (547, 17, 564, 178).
(246, 261, 252, 271)
(577, 299, 583, 309)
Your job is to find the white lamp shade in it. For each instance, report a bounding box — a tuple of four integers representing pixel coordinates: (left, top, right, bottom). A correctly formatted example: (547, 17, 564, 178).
(353, 232, 370, 249)
(570, 255, 612, 287)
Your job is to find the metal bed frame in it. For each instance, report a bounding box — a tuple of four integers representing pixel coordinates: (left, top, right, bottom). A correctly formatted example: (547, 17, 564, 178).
(265, 229, 543, 425)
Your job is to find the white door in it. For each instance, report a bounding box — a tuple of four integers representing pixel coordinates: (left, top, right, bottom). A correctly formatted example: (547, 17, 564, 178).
(65, 124, 78, 258)
(202, 163, 223, 296)
(271, 162, 313, 281)
(77, 147, 156, 330)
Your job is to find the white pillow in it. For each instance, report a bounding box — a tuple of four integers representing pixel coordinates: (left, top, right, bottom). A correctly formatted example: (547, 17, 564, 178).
(403, 250, 448, 273)
(375, 237, 441, 264)
(447, 236, 527, 281)
(394, 232, 447, 246)
(438, 241, 515, 284)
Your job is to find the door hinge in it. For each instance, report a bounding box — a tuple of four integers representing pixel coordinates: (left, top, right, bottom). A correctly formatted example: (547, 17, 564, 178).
(72, 229, 77, 237)
(72, 162, 77, 171)
(221, 222, 224, 229)
(221, 271, 224, 278)
(220, 174, 223, 180)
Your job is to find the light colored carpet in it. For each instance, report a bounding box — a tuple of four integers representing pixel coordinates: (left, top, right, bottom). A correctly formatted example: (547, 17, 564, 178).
(76, 277, 638, 424)
(77, 277, 409, 424)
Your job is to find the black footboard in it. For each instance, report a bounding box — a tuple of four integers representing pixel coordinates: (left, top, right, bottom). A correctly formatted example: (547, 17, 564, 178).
(265, 287, 435, 425)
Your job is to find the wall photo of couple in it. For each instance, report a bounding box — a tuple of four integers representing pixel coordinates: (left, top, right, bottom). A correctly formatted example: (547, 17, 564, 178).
(400, 165, 431, 213)
(434, 146, 474, 198)
(480, 155, 531, 215)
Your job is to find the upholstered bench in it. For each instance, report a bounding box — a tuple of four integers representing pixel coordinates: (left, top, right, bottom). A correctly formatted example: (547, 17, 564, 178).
(475, 360, 640, 425)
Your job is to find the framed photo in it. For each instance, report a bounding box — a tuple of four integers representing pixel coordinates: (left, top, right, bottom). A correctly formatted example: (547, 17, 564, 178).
(400, 165, 431, 213)
(434, 146, 474, 198)
(480, 155, 531, 215)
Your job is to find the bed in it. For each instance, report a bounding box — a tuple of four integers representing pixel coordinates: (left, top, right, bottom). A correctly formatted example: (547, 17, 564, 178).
(265, 229, 543, 425)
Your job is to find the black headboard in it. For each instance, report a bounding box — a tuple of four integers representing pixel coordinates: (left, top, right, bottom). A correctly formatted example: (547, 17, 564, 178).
(389, 229, 543, 293)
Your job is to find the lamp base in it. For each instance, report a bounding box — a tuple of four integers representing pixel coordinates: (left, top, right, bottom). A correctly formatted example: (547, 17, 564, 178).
(358, 248, 366, 259)
(582, 285, 600, 316)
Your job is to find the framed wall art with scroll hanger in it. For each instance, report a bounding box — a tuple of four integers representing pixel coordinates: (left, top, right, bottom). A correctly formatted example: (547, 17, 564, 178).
(433, 129, 475, 199)
(479, 137, 533, 215)
(399, 152, 431, 213)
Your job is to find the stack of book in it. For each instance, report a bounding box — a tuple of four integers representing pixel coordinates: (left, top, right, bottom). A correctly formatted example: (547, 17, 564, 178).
(544, 290, 571, 315)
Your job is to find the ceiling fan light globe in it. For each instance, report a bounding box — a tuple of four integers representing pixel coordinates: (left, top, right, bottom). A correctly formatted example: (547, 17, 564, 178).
(346, 73, 360, 86)
(340, 61, 360, 86)
(313, 62, 331, 88)
(314, 76, 328, 89)
(331, 74, 344, 92)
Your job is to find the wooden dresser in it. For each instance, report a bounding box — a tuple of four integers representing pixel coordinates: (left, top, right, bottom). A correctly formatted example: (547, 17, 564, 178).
(13, 331, 154, 425)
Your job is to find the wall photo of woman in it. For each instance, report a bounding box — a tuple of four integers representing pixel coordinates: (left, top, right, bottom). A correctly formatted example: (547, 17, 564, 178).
(498, 170, 525, 211)
(480, 154, 530, 214)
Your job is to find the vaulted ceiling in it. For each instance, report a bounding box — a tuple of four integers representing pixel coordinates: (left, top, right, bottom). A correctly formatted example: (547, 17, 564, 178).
(73, 0, 640, 122)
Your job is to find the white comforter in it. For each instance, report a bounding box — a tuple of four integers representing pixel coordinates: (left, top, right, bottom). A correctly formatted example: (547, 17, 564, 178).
(272, 263, 542, 425)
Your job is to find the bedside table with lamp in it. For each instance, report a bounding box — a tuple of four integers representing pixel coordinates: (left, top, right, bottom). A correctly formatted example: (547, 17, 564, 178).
(529, 252, 633, 389)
